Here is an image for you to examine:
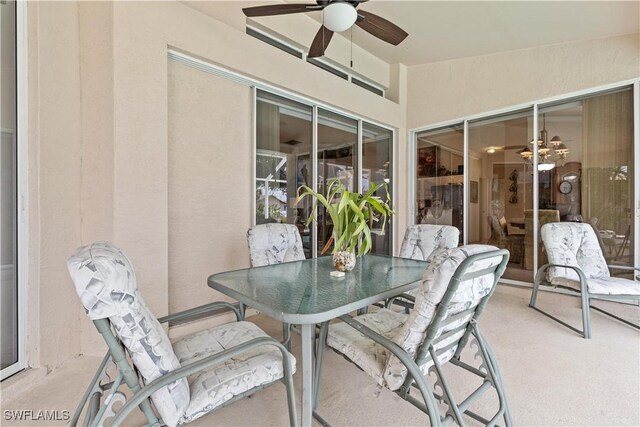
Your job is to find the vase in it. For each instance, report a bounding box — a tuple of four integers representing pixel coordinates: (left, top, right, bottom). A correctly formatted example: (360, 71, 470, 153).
(332, 250, 356, 272)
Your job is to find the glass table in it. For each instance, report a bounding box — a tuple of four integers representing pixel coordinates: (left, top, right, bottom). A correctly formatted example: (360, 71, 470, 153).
(208, 254, 428, 426)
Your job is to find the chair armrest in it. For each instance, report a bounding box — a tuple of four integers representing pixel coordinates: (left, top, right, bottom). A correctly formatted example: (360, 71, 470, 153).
(157, 301, 241, 326)
(336, 314, 442, 411)
(606, 265, 640, 272)
(535, 263, 588, 292)
(110, 336, 292, 426)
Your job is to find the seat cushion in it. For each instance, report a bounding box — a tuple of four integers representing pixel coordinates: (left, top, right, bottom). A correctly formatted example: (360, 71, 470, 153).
(383, 245, 502, 391)
(173, 321, 296, 424)
(398, 225, 459, 261)
(327, 308, 460, 389)
(541, 222, 610, 281)
(67, 242, 189, 427)
(327, 308, 406, 385)
(551, 276, 640, 296)
(247, 224, 305, 267)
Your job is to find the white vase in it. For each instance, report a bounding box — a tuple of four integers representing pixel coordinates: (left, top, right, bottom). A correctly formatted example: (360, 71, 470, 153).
(333, 250, 356, 272)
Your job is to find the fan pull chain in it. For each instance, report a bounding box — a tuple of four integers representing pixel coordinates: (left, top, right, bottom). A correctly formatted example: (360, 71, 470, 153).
(350, 26, 353, 68)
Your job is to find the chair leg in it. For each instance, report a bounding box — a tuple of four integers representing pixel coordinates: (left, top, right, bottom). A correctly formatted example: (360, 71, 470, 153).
(313, 322, 329, 410)
(283, 323, 292, 351)
(282, 352, 298, 427)
(580, 291, 592, 339)
(475, 327, 513, 426)
(529, 268, 544, 307)
(429, 348, 465, 426)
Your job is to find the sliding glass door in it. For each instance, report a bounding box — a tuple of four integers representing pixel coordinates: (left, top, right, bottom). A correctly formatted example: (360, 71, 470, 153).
(538, 87, 635, 273)
(255, 90, 395, 257)
(414, 124, 464, 243)
(413, 84, 637, 283)
(468, 110, 533, 281)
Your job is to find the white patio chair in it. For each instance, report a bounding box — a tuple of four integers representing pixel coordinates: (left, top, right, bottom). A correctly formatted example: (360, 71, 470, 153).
(530, 222, 640, 339)
(315, 245, 511, 426)
(247, 223, 306, 348)
(67, 242, 297, 427)
(387, 224, 460, 311)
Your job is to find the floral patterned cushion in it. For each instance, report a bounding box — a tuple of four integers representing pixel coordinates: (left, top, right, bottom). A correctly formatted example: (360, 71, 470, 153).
(541, 222, 610, 281)
(551, 276, 640, 296)
(173, 321, 297, 424)
(327, 308, 406, 385)
(247, 224, 305, 267)
(398, 225, 459, 261)
(67, 242, 189, 427)
(383, 245, 503, 391)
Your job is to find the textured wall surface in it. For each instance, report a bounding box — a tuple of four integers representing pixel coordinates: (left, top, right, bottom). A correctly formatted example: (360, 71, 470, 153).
(168, 61, 253, 314)
(407, 33, 640, 128)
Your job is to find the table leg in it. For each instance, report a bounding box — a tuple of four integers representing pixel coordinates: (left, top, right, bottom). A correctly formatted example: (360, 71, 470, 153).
(300, 324, 315, 427)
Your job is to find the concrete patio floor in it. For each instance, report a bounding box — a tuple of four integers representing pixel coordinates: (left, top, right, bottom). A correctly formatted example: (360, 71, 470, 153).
(2, 285, 639, 426)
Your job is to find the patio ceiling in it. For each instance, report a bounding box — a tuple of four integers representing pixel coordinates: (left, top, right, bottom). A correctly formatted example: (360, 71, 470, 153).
(186, 1, 639, 66)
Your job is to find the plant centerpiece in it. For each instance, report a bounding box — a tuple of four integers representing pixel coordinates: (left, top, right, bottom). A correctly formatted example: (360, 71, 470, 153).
(297, 178, 394, 272)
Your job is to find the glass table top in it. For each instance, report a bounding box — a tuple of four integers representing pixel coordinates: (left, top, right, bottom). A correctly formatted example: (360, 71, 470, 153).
(208, 254, 428, 324)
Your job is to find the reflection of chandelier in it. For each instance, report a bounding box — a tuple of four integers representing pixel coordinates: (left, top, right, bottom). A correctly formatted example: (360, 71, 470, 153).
(519, 114, 569, 171)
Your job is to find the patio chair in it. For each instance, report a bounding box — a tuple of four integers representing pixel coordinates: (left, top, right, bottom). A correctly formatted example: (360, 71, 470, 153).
(315, 245, 511, 426)
(387, 224, 460, 311)
(247, 223, 305, 348)
(67, 242, 297, 427)
(529, 222, 640, 339)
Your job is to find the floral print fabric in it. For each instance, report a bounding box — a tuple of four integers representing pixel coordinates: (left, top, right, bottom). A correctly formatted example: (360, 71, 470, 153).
(383, 245, 502, 390)
(327, 245, 503, 392)
(173, 321, 297, 424)
(541, 222, 609, 282)
(67, 242, 189, 427)
(247, 224, 305, 267)
(398, 225, 459, 261)
(542, 222, 639, 296)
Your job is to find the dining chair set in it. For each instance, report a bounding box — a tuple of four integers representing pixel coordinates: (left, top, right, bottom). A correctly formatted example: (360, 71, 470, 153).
(66, 220, 638, 427)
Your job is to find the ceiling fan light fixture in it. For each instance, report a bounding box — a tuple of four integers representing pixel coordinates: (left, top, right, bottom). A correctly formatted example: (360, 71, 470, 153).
(323, 2, 357, 32)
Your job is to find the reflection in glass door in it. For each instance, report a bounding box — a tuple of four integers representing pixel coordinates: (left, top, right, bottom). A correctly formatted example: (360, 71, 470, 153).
(468, 110, 533, 282)
(317, 109, 358, 255)
(255, 91, 313, 258)
(363, 122, 393, 254)
(537, 87, 635, 273)
(415, 125, 464, 243)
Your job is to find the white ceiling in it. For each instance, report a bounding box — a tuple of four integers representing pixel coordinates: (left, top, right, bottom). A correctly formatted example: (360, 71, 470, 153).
(281, 0, 639, 65)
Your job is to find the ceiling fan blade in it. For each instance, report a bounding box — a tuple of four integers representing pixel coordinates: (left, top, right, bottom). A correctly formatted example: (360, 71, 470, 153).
(308, 26, 334, 58)
(356, 10, 408, 46)
(242, 4, 321, 17)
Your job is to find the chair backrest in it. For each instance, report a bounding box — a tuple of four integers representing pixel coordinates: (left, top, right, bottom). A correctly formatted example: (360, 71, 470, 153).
(541, 222, 610, 281)
(489, 215, 507, 246)
(247, 223, 305, 267)
(398, 224, 459, 261)
(383, 245, 509, 391)
(67, 242, 189, 427)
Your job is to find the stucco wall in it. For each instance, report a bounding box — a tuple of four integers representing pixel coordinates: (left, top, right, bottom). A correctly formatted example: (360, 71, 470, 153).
(26, 0, 408, 366)
(27, 1, 84, 369)
(407, 33, 640, 128)
(167, 61, 253, 314)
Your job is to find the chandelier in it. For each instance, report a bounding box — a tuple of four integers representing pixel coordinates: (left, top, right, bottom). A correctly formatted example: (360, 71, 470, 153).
(519, 114, 569, 171)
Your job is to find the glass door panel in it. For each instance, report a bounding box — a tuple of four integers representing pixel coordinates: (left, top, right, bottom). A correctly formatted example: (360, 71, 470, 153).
(317, 108, 358, 255)
(468, 110, 534, 282)
(1, 0, 19, 377)
(363, 122, 392, 255)
(415, 125, 464, 243)
(539, 87, 635, 273)
(256, 90, 313, 258)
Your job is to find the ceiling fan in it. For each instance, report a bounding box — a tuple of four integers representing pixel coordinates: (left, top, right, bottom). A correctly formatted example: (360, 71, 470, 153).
(242, 1, 408, 58)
